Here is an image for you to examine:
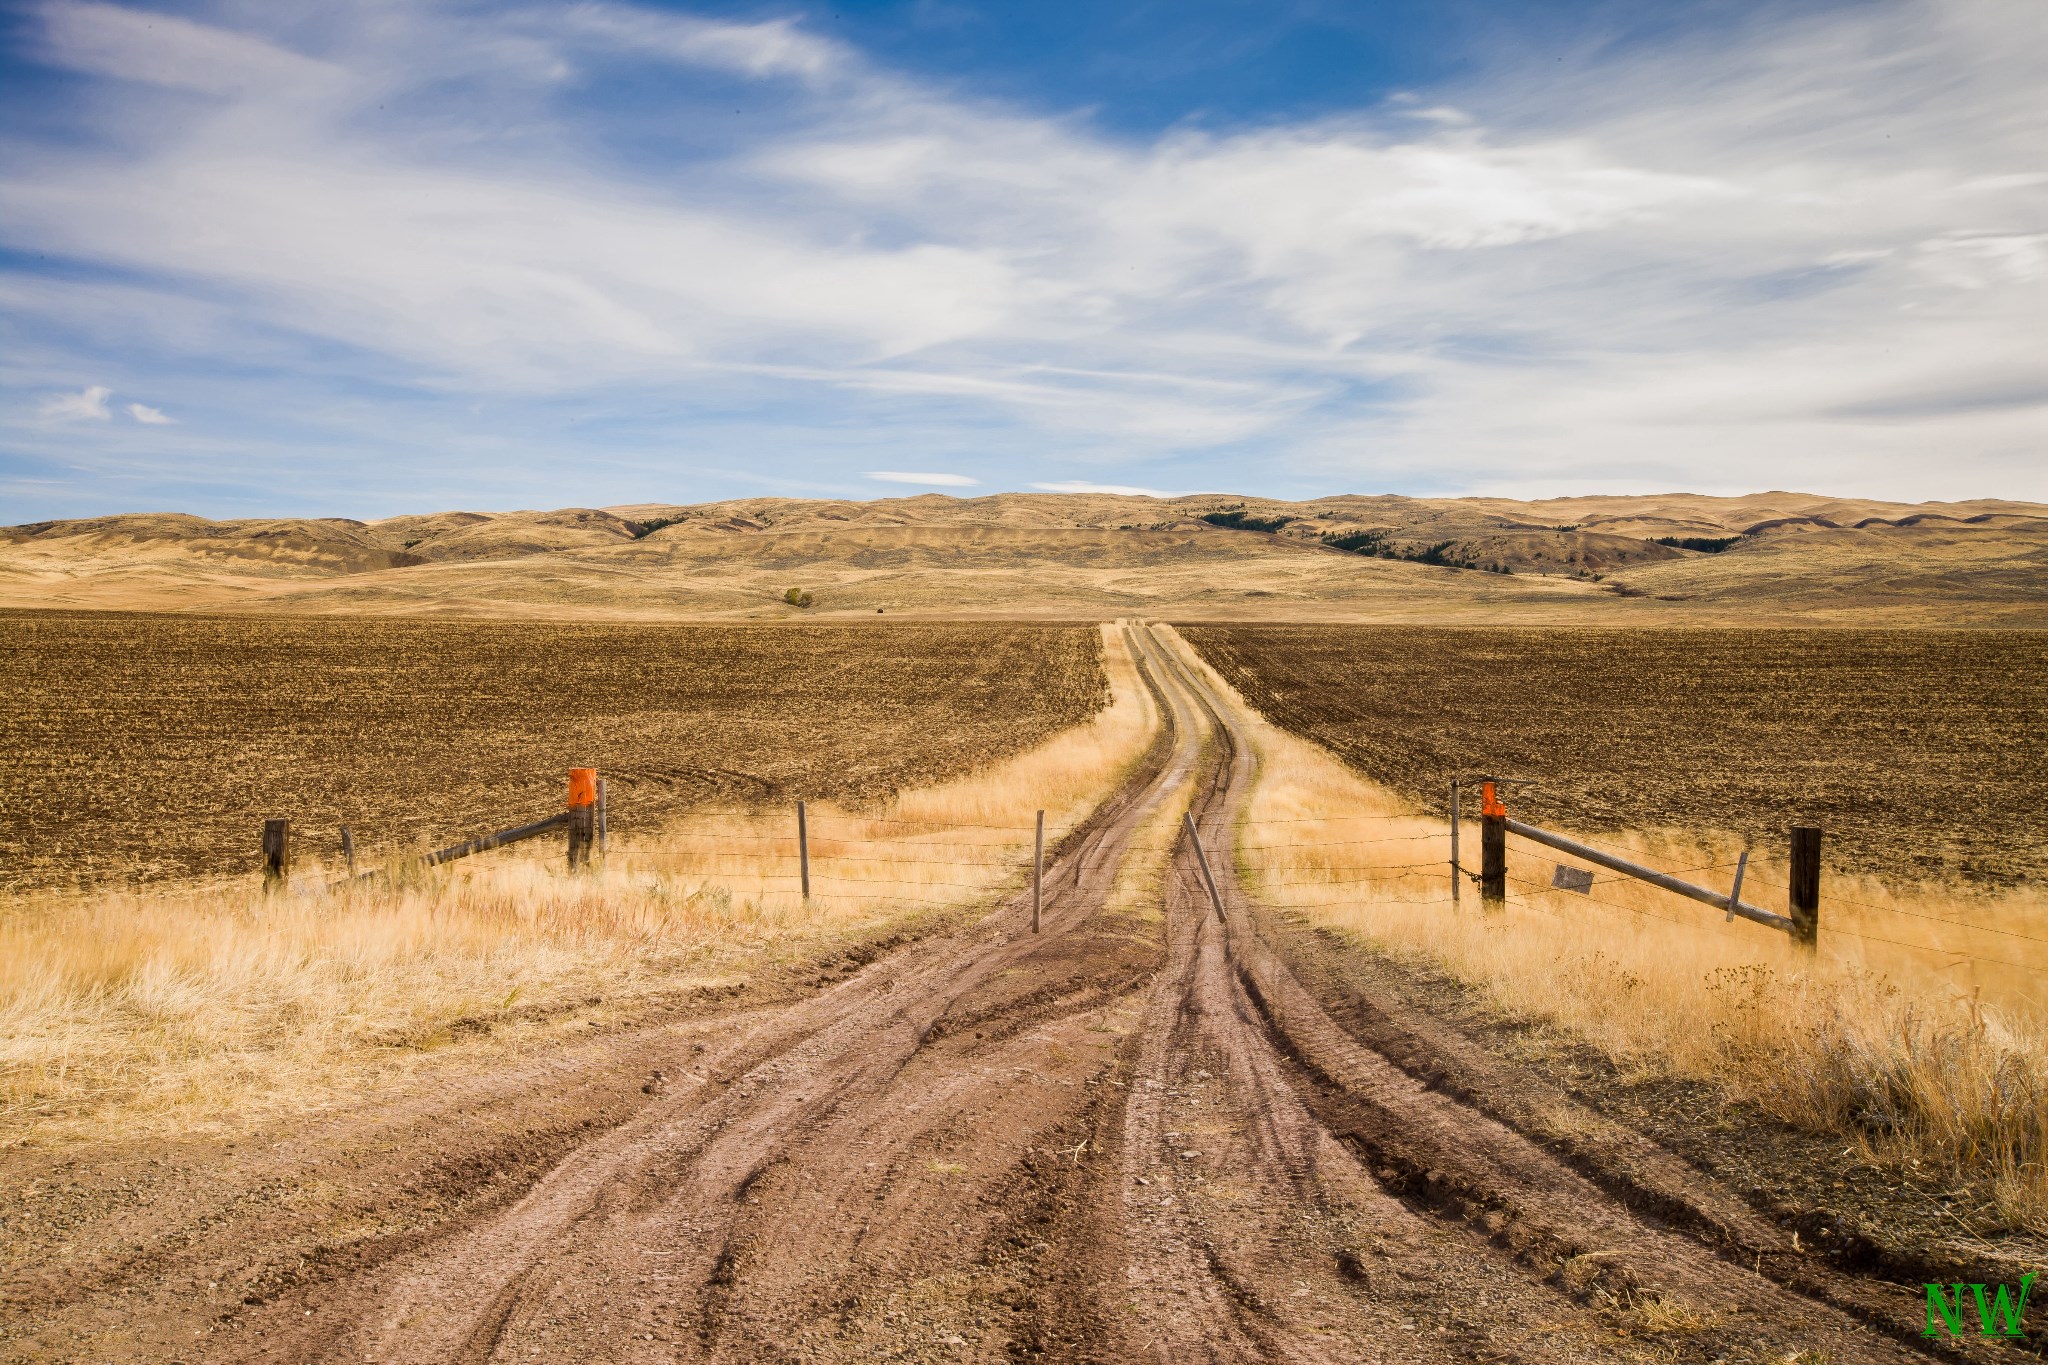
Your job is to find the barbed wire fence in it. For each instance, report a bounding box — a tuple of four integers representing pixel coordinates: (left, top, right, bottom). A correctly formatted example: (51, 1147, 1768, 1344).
(246, 766, 2043, 985)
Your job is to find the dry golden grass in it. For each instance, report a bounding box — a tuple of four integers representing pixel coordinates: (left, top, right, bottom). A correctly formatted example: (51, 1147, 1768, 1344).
(0, 625, 1159, 1148)
(1158, 627, 2048, 1232)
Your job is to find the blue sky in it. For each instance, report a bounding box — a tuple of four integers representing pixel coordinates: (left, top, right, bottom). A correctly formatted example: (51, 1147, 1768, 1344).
(1, 0, 2041, 521)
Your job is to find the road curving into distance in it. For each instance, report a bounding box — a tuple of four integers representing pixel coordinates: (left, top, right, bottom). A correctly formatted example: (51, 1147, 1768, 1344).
(3, 623, 1993, 1364)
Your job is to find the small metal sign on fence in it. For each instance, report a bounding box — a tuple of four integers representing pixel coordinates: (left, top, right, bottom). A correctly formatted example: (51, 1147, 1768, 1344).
(1551, 864, 1594, 895)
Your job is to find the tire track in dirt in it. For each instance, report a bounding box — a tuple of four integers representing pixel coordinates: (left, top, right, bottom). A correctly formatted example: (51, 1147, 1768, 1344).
(207, 625, 1201, 1364)
(1129, 625, 1979, 1363)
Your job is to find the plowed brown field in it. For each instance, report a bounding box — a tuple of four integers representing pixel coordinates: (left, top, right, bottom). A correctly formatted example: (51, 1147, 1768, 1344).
(0, 611, 1105, 892)
(1181, 625, 2048, 887)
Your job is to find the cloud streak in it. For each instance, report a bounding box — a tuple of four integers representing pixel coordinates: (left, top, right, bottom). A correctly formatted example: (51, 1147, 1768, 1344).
(39, 385, 112, 421)
(867, 470, 978, 487)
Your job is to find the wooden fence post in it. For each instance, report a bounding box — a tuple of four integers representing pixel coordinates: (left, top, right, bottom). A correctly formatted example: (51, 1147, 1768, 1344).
(1788, 826, 1822, 947)
(567, 768, 597, 870)
(1449, 779, 1461, 904)
(262, 818, 290, 891)
(597, 778, 608, 857)
(1032, 809, 1044, 934)
(1479, 781, 1506, 907)
(1183, 812, 1229, 924)
(340, 825, 355, 877)
(797, 800, 811, 900)
(1723, 848, 1749, 923)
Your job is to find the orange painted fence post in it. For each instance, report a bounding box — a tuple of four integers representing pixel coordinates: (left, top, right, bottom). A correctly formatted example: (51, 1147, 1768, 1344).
(1479, 780, 1506, 908)
(567, 768, 598, 870)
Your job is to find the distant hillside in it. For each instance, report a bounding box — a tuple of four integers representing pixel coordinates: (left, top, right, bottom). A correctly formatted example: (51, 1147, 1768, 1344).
(3, 491, 2044, 624)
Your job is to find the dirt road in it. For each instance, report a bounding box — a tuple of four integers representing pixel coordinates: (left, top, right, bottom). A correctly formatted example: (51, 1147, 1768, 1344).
(2, 625, 2003, 1362)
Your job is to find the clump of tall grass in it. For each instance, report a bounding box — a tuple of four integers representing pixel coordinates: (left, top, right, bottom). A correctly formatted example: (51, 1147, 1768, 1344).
(1160, 627, 2048, 1233)
(0, 625, 1158, 1147)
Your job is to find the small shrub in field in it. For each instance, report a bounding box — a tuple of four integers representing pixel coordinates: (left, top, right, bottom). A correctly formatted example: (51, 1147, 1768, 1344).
(783, 587, 814, 608)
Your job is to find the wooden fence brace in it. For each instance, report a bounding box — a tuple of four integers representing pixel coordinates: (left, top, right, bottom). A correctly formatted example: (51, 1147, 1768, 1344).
(1032, 809, 1045, 934)
(262, 818, 290, 891)
(1449, 779, 1461, 904)
(1479, 781, 1506, 907)
(1182, 812, 1228, 924)
(1724, 849, 1750, 923)
(567, 768, 598, 870)
(597, 778, 608, 857)
(422, 812, 570, 869)
(1788, 826, 1822, 947)
(797, 799, 811, 900)
(1504, 817, 1797, 933)
(340, 825, 355, 877)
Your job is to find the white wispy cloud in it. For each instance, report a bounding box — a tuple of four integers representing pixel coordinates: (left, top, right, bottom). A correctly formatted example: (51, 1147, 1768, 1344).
(1032, 481, 1174, 498)
(867, 470, 979, 487)
(127, 401, 173, 424)
(1, 0, 2041, 504)
(39, 384, 113, 421)
(561, 5, 846, 80)
(36, 0, 343, 97)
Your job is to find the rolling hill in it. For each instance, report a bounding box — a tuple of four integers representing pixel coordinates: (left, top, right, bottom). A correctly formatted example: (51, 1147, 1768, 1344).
(3, 491, 2043, 624)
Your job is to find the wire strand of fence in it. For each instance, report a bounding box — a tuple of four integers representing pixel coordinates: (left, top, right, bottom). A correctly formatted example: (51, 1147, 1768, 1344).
(611, 833, 1036, 853)
(1252, 862, 1451, 881)
(803, 813, 1040, 833)
(1502, 870, 2044, 975)
(1821, 924, 2046, 977)
(1565, 859, 1744, 890)
(1504, 872, 1692, 928)
(616, 849, 1023, 869)
(793, 888, 1011, 908)
(1519, 824, 1747, 869)
(1731, 872, 2048, 947)
(606, 807, 1040, 833)
(1263, 894, 1459, 911)
(1238, 834, 1447, 849)
(1829, 903, 2048, 947)
(1238, 812, 1419, 825)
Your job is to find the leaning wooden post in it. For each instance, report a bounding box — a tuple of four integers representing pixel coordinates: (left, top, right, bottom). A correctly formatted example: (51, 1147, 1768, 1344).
(1788, 826, 1822, 948)
(1479, 780, 1506, 907)
(262, 818, 290, 892)
(596, 778, 608, 857)
(1182, 812, 1228, 924)
(797, 800, 811, 900)
(340, 824, 356, 877)
(1449, 779, 1461, 905)
(1032, 809, 1045, 934)
(566, 768, 597, 870)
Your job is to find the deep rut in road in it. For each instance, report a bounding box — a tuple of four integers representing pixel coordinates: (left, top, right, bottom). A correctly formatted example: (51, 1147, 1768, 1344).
(9, 625, 1989, 1364)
